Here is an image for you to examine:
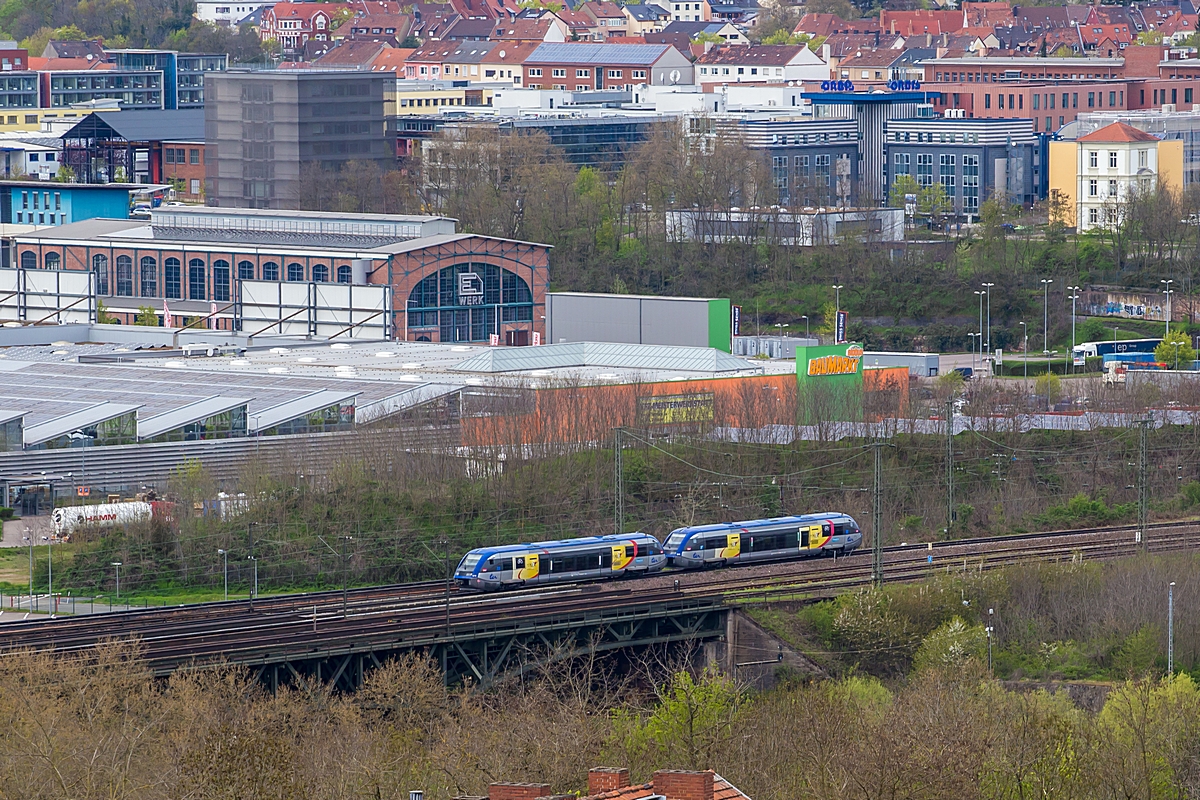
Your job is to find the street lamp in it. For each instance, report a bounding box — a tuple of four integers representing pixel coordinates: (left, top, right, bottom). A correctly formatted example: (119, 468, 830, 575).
(41, 535, 52, 614)
(1172, 340, 1182, 370)
(217, 549, 228, 601)
(111, 562, 122, 600)
(1169, 581, 1176, 674)
(1020, 322, 1028, 380)
(1068, 285, 1081, 373)
(832, 284, 843, 312)
(968, 332, 980, 373)
(800, 315, 809, 338)
(23, 528, 32, 611)
(982, 282, 995, 354)
(974, 290, 984, 364)
(1041, 278, 1053, 357)
(774, 323, 789, 338)
(1162, 279, 1174, 337)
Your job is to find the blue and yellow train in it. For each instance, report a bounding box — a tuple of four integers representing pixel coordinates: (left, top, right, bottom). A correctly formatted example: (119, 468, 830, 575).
(453, 512, 862, 591)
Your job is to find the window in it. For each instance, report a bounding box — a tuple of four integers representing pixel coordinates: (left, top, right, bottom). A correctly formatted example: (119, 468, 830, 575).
(1109, 179, 1117, 197)
(608, 69, 622, 78)
(165, 257, 181, 299)
(1139, 149, 1148, 168)
(238, 260, 255, 280)
(262, 261, 279, 281)
(116, 255, 133, 296)
(1109, 151, 1117, 168)
(140, 256, 157, 297)
(551, 68, 565, 77)
(1089, 207, 1099, 224)
(213, 260, 230, 302)
(287, 262, 304, 281)
(191, 179, 200, 195)
(1109, 91, 1116, 107)
(939, 153, 956, 196)
(19, 251, 35, 269)
(1089, 151, 1098, 168)
(312, 264, 329, 282)
(632, 70, 646, 79)
(893, 152, 910, 175)
(984, 94, 991, 109)
(1089, 178, 1098, 197)
(1088, 91, 1095, 108)
(528, 68, 542, 77)
(165, 148, 175, 164)
(963, 155, 979, 211)
(92, 254, 108, 294)
(337, 264, 352, 283)
(576, 68, 589, 77)
(916, 153, 933, 187)
(44, 252, 59, 269)
(188, 258, 206, 300)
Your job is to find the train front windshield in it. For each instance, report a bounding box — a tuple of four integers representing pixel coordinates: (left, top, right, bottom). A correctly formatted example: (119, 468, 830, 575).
(664, 532, 686, 551)
(456, 553, 482, 575)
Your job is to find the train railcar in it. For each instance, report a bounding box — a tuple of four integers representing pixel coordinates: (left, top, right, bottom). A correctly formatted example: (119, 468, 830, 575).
(454, 532, 667, 591)
(663, 513, 861, 569)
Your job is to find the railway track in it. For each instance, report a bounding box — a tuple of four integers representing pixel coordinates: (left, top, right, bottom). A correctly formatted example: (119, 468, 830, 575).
(0, 520, 1196, 674)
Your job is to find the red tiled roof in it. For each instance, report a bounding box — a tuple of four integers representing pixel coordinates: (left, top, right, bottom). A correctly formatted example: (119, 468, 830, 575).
(1078, 121, 1161, 143)
(581, 773, 749, 800)
(695, 43, 805, 66)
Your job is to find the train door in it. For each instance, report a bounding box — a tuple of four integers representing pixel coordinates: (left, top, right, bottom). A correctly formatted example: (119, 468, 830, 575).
(724, 532, 741, 561)
(612, 544, 630, 572)
(799, 526, 809, 549)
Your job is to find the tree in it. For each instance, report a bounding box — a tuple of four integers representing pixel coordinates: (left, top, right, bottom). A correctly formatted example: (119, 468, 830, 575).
(135, 305, 159, 326)
(889, 174, 920, 209)
(52, 164, 75, 183)
(617, 668, 744, 770)
(162, 21, 267, 64)
(96, 299, 117, 324)
(1155, 330, 1196, 369)
(19, 24, 88, 57)
(1034, 371, 1062, 407)
(806, 0, 858, 19)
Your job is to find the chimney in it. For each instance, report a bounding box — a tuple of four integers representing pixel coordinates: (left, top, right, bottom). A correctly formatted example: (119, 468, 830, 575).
(488, 784, 552, 800)
(588, 768, 631, 795)
(652, 771, 714, 800)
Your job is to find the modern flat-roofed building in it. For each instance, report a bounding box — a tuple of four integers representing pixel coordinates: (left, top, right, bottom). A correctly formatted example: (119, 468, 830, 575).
(884, 116, 1045, 217)
(204, 70, 391, 209)
(41, 69, 165, 110)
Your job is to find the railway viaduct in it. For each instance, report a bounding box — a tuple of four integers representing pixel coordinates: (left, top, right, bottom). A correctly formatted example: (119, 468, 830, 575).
(0, 521, 1188, 691)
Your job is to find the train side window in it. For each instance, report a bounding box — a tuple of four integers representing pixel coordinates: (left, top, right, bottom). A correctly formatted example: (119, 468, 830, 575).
(834, 523, 848, 537)
(625, 545, 635, 558)
(601, 551, 612, 567)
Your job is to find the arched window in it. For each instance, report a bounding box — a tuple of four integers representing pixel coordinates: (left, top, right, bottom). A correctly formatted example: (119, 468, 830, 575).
(164, 257, 181, 299)
(406, 264, 534, 342)
(115, 255, 133, 296)
(92, 254, 109, 295)
(188, 258, 206, 300)
(19, 251, 35, 270)
(140, 256, 157, 297)
(287, 262, 304, 282)
(44, 252, 60, 270)
(262, 261, 279, 281)
(337, 265, 352, 284)
(213, 259, 230, 302)
(312, 264, 329, 282)
(237, 260, 255, 281)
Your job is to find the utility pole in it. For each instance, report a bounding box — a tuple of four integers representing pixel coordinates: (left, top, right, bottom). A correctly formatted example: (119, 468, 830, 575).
(339, 535, 353, 616)
(867, 441, 892, 587)
(1138, 418, 1150, 549)
(1169, 581, 1176, 674)
(987, 607, 994, 674)
(613, 427, 624, 534)
(946, 397, 954, 538)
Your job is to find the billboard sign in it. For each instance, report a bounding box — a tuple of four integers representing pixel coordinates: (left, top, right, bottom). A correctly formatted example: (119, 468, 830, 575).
(835, 310, 848, 344)
(637, 392, 715, 426)
(732, 305, 741, 336)
(807, 343, 863, 377)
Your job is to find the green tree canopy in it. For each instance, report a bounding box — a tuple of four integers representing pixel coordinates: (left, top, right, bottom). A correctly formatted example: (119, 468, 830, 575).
(1155, 330, 1196, 368)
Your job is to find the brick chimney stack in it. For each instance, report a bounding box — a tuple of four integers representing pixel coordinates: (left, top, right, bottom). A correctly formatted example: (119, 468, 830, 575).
(488, 784, 552, 800)
(588, 768, 631, 795)
(652, 771, 714, 800)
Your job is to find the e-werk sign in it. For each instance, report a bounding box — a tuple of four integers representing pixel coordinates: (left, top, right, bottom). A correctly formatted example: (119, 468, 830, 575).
(457, 271, 484, 306)
(807, 344, 864, 376)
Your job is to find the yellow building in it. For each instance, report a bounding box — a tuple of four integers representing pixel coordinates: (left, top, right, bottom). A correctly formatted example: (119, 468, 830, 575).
(0, 107, 122, 134)
(1049, 121, 1183, 231)
(393, 83, 496, 115)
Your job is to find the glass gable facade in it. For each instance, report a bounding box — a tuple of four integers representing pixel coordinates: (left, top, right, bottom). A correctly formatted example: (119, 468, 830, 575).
(143, 406, 247, 443)
(406, 263, 533, 343)
(28, 410, 138, 450)
(261, 402, 355, 436)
